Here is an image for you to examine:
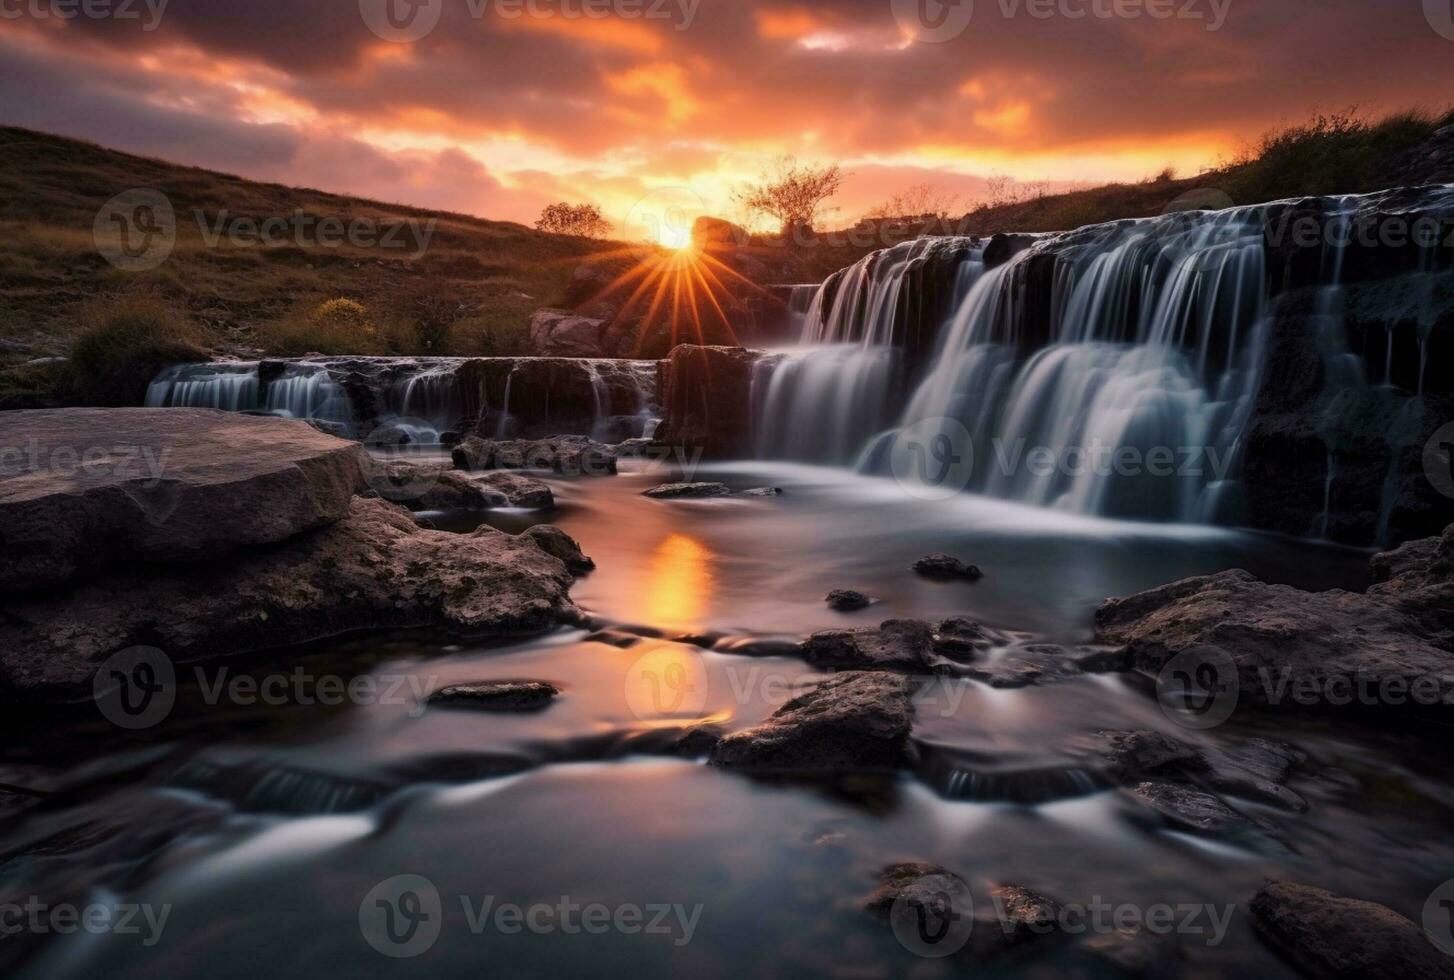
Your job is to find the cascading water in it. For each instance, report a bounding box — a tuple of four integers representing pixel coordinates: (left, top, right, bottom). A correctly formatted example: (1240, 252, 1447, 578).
(147, 363, 355, 431)
(752, 187, 1454, 536)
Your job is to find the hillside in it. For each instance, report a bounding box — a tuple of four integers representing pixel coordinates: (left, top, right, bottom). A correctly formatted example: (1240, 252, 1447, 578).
(0, 126, 639, 402)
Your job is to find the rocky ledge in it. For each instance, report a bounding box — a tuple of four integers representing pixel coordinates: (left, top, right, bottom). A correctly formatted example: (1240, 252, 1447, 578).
(1096, 522, 1454, 710)
(0, 408, 363, 592)
(0, 498, 589, 702)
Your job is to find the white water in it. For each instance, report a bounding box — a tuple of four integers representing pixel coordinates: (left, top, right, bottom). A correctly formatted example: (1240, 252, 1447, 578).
(754, 189, 1454, 532)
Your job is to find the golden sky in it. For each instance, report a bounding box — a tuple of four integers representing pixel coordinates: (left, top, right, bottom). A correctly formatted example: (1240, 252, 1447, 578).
(2, 0, 1450, 240)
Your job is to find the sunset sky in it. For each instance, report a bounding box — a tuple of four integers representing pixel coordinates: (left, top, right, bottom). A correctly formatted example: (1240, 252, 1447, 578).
(1, 0, 1449, 240)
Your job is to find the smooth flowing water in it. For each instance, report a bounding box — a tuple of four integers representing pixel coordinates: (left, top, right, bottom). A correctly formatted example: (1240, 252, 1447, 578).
(5, 458, 1450, 979)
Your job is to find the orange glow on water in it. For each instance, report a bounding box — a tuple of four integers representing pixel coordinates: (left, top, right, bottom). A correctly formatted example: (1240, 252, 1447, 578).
(645, 534, 713, 629)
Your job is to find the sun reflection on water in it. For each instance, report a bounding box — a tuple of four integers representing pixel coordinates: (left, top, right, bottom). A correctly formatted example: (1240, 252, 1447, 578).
(645, 533, 714, 629)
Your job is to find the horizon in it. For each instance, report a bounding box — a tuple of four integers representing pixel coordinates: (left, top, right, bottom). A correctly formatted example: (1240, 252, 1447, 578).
(2, 0, 1451, 242)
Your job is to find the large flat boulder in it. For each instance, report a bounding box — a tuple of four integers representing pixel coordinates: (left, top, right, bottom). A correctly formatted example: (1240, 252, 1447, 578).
(0, 409, 362, 592)
(0, 497, 587, 702)
(1095, 524, 1454, 711)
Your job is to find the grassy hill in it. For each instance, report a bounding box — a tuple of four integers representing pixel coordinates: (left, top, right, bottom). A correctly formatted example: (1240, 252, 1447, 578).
(0, 126, 638, 404)
(1, 107, 1450, 406)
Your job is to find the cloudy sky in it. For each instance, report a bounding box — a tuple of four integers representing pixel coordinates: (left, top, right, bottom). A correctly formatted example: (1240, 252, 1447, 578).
(1, 0, 1449, 239)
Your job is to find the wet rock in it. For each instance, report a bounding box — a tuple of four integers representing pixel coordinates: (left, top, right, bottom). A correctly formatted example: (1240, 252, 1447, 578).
(643, 482, 733, 499)
(800, 620, 938, 673)
(428, 681, 560, 712)
(1250, 881, 1449, 980)
(1204, 738, 1309, 812)
(0, 408, 363, 593)
(1095, 527, 1454, 712)
(913, 554, 984, 582)
(1126, 780, 1263, 837)
(710, 671, 915, 774)
(1078, 926, 1184, 978)
(825, 590, 874, 613)
(655, 345, 763, 458)
(735, 486, 784, 498)
(866, 864, 1064, 957)
(0, 498, 587, 702)
(368, 462, 552, 511)
(1090, 730, 1210, 783)
(963, 644, 1087, 688)
(932, 617, 1011, 659)
(521, 525, 595, 575)
(453, 436, 618, 478)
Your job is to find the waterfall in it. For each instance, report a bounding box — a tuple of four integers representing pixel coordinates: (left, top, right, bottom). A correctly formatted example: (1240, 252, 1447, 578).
(147, 357, 662, 445)
(750, 186, 1454, 535)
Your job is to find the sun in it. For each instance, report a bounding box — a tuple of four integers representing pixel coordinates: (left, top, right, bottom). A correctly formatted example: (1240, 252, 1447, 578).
(657, 223, 694, 250)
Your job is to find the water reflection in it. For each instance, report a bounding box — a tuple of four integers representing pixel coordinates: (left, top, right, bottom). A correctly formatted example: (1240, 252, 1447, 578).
(645, 534, 714, 629)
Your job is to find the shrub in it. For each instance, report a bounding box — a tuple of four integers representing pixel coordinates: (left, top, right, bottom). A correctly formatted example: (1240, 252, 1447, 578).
(260, 298, 380, 356)
(67, 295, 207, 406)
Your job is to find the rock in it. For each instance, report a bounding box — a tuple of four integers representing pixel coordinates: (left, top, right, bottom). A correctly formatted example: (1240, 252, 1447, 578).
(800, 620, 938, 673)
(476, 472, 555, 510)
(453, 436, 618, 478)
(913, 554, 984, 582)
(1204, 738, 1309, 812)
(643, 482, 733, 500)
(1125, 781, 1262, 837)
(692, 215, 749, 253)
(1091, 730, 1210, 783)
(1078, 927, 1184, 978)
(963, 644, 1087, 688)
(1095, 527, 1454, 712)
(710, 671, 915, 774)
(522, 524, 596, 575)
(1250, 881, 1450, 980)
(932, 617, 1011, 659)
(865, 865, 1063, 958)
(428, 681, 560, 712)
(0, 409, 362, 593)
(825, 590, 874, 612)
(0, 498, 587, 702)
(454, 358, 659, 441)
(654, 345, 763, 458)
(528, 309, 609, 358)
(735, 486, 784, 498)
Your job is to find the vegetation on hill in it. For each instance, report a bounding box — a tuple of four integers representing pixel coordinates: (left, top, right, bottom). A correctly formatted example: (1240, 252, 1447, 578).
(0, 107, 1450, 407)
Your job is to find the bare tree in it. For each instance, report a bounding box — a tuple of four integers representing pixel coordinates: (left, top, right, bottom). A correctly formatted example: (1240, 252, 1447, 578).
(733, 157, 844, 235)
(865, 183, 962, 221)
(536, 203, 611, 239)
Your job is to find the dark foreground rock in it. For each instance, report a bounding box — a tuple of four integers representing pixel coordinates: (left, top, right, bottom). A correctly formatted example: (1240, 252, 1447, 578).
(1095, 524, 1454, 711)
(710, 672, 914, 774)
(452, 436, 618, 477)
(521, 524, 596, 575)
(654, 345, 763, 458)
(825, 590, 874, 612)
(1250, 881, 1450, 980)
(0, 409, 362, 592)
(913, 554, 984, 581)
(0, 498, 588, 702)
(428, 681, 560, 712)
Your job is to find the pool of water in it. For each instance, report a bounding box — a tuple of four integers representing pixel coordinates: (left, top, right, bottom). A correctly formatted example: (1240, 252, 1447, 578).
(3, 460, 1450, 978)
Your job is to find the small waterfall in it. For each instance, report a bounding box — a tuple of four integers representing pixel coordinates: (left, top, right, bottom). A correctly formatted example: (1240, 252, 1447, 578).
(495, 367, 518, 439)
(750, 186, 1454, 537)
(147, 363, 355, 433)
